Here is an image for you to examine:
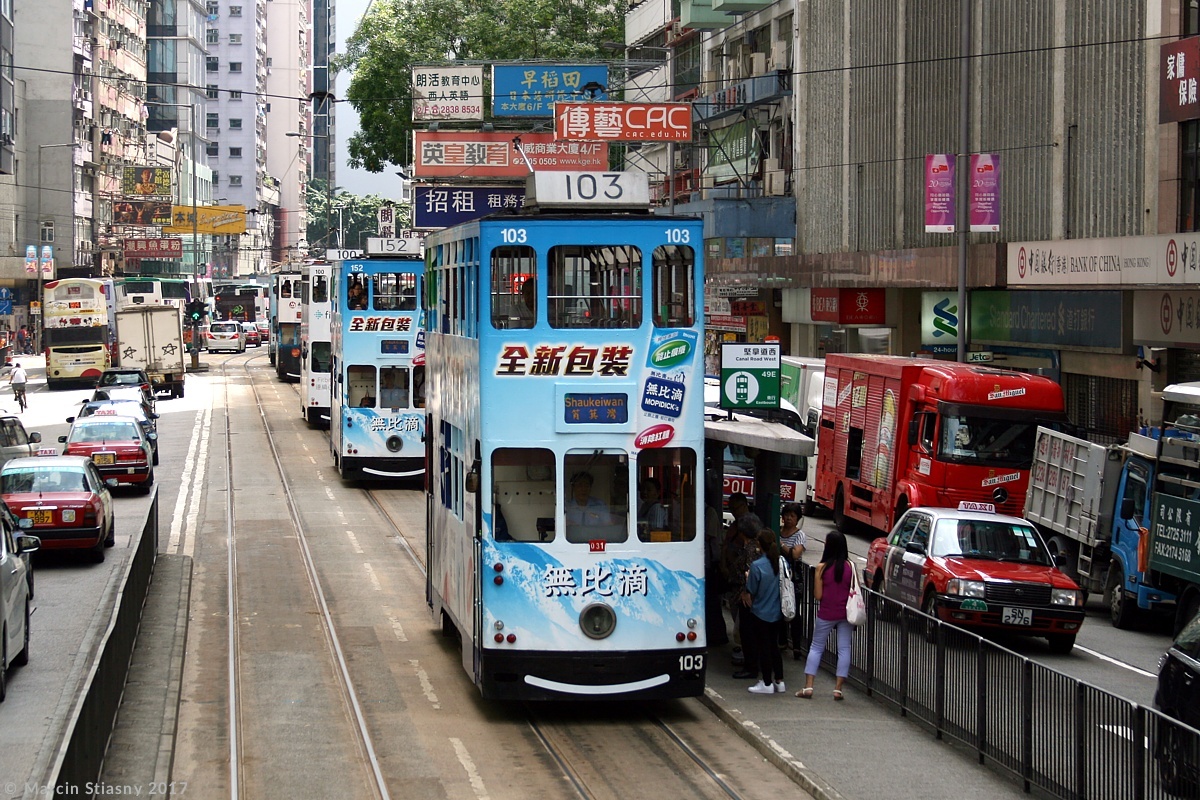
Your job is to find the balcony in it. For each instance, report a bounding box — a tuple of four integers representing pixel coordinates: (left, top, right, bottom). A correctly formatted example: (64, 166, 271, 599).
(693, 71, 791, 123)
(680, 0, 734, 30)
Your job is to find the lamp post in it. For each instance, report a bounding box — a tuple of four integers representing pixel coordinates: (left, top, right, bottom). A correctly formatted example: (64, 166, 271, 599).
(35, 142, 78, 353)
(286, 131, 332, 261)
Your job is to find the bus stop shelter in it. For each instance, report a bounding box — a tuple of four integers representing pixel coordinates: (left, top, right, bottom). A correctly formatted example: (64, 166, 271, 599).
(704, 411, 816, 528)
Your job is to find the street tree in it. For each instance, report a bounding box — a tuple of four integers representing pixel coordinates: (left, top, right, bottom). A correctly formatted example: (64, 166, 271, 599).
(304, 178, 412, 256)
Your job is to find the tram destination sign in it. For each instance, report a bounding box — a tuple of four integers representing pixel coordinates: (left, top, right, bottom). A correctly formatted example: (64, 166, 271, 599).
(525, 172, 649, 209)
(366, 237, 424, 256)
(326, 249, 364, 261)
(719, 342, 781, 410)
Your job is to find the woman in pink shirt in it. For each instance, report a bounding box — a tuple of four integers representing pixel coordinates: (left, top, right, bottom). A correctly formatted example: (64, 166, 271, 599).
(797, 531, 853, 700)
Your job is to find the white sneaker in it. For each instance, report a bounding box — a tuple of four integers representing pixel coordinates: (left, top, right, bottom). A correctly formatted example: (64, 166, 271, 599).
(748, 680, 774, 694)
(774, 681, 787, 693)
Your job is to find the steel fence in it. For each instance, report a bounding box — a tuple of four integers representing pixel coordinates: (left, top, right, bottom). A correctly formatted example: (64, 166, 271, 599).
(795, 566, 1200, 800)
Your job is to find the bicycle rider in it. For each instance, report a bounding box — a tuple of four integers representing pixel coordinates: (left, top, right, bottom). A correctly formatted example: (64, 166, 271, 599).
(9, 361, 27, 409)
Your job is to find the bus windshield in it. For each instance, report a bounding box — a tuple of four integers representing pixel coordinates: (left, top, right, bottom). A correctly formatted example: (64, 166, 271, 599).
(938, 412, 1037, 467)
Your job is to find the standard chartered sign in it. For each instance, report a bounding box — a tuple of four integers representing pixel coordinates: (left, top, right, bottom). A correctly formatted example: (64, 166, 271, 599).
(719, 342, 781, 410)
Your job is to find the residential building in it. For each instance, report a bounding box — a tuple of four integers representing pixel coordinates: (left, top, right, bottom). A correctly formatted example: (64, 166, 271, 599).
(264, 0, 309, 268)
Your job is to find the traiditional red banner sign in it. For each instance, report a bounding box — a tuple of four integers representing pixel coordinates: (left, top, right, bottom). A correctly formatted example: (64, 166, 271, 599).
(124, 237, 184, 258)
(413, 131, 607, 178)
(554, 102, 693, 142)
(810, 288, 887, 325)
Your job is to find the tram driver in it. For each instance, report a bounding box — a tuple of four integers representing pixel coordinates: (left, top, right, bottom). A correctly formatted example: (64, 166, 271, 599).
(565, 472, 612, 527)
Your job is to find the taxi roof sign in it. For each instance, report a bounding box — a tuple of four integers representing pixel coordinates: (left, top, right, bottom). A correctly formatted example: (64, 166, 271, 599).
(958, 501, 996, 513)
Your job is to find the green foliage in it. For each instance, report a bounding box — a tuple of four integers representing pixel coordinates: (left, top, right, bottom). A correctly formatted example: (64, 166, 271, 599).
(335, 0, 623, 173)
(303, 178, 411, 256)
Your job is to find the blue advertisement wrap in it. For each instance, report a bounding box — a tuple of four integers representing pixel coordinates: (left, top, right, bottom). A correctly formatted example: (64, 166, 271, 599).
(492, 64, 609, 117)
(414, 185, 526, 229)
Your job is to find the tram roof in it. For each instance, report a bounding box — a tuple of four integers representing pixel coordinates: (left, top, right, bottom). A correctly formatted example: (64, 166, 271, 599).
(703, 412, 815, 457)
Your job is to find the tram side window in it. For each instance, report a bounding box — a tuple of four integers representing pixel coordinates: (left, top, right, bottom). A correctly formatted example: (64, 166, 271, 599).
(313, 273, 328, 304)
(651, 245, 695, 328)
(549, 245, 642, 329)
(347, 275, 368, 310)
(374, 272, 418, 311)
(564, 450, 629, 543)
(490, 246, 537, 329)
(492, 448, 556, 543)
(413, 365, 426, 408)
(281, 280, 292, 298)
(636, 448, 697, 542)
(310, 342, 331, 373)
(348, 365, 376, 407)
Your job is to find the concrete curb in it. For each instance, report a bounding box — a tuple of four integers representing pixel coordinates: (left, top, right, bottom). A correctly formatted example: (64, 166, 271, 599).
(153, 556, 192, 787)
(698, 686, 847, 800)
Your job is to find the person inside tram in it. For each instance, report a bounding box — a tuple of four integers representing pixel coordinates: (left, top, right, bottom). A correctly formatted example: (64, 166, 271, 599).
(379, 368, 408, 409)
(565, 472, 612, 527)
(637, 477, 675, 535)
(347, 278, 368, 310)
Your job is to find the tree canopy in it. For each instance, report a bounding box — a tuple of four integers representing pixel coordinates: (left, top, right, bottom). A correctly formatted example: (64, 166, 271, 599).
(334, 0, 623, 174)
(304, 178, 411, 256)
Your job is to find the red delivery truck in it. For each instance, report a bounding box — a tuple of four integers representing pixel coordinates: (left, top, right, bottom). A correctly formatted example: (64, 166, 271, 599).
(815, 354, 1066, 534)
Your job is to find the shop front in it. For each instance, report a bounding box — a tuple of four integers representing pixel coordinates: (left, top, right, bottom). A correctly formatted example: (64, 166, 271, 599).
(779, 287, 895, 358)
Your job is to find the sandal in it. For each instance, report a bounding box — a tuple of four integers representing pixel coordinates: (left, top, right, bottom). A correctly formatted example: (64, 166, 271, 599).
(795, 687, 813, 698)
(833, 689, 844, 701)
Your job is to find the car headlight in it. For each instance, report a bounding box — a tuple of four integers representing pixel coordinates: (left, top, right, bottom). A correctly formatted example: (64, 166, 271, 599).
(1051, 588, 1082, 607)
(946, 579, 986, 598)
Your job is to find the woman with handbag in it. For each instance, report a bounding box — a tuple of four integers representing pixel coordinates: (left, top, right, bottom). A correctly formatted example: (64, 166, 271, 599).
(797, 531, 853, 701)
(778, 502, 807, 658)
(741, 529, 786, 694)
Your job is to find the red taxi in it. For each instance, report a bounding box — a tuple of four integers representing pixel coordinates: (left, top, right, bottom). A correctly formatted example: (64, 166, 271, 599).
(0, 456, 115, 561)
(864, 502, 1085, 653)
(57, 416, 155, 492)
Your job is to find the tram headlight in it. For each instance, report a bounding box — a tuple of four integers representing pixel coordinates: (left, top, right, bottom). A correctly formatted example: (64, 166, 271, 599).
(386, 435, 403, 453)
(579, 603, 617, 640)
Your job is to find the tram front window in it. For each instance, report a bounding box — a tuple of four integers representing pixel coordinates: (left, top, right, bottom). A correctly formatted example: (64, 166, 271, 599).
(564, 451, 628, 543)
(312, 274, 328, 304)
(636, 448, 697, 542)
(374, 272, 418, 311)
(492, 448, 557, 542)
(549, 245, 642, 329)
(310, 342, 331, 373)
(348, 365, 376, 407)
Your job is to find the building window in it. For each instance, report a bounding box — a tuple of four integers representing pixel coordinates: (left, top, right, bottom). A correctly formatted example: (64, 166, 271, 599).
(205, 0, 217, 13)
(205, 28, 218, 44)
(229, 62, 242, 73)
(206, 142, 219, 157)
(1182, 121, 1200, 232)
(212, 172, 219, 185)
(265, 57, 272, 67)
(205, 57, 218, 72)
(1189, 0, 1200, 36)
(229, 4, 241, 14)
(229, 33, 242, 44)
(230, 175, 243, 186)
(206, 84, 219, 99)
(206, 113, 219, 129)
(229, 118, 242, 129)
(230, 147, 242, 158)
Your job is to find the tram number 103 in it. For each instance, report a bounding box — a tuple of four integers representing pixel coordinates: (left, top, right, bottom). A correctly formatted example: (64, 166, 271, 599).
(679, 654, 704, 672)
(528, 171, 650, 208)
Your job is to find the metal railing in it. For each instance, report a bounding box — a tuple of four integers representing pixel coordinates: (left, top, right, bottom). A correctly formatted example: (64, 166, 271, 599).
(794, 568, 1200, 800)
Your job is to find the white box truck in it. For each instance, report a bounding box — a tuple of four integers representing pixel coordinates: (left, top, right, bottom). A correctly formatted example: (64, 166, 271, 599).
(116, 305, 186, 398)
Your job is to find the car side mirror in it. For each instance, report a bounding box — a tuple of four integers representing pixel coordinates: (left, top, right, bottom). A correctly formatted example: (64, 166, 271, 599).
(149, 412, 159, 420)
(28, 432, 40, 443)
(65, 417, 75, 423)
(1119, 496, 1135, 520)
(905, 540, 926, 555)
(105, 478, 120, 488)
(147, 432, 158, 440)
(57, 435, 67, 443)
(1054, 554, 1067, 568)
(15, 533, 40, 552)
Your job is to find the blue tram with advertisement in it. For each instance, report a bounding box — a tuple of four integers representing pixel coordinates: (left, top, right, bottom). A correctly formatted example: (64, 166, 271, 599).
(423, 171, 707, 700)
(329, 252, 425, 479)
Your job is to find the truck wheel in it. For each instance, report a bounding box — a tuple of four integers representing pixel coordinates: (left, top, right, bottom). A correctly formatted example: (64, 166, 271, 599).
(1174, 591, 1200, 637)
(1106, 562, 1138, 630)
(1046, 535, 1079, 583)
(1046, 633, 1076, 654)
(833, 488, 850, 533)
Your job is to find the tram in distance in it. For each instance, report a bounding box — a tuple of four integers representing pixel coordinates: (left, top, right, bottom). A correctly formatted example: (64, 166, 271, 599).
(424, 171, 707, 700)
(114, 276, 208, 309)
(269, 271, 302, 380)
(300, 262, 332, 425)
(329, 253, 426, 479)
(43, 277, 117, 388)
(213, 282, 268, 323)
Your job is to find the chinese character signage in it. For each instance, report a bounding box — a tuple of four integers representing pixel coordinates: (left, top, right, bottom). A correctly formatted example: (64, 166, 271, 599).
(554, 102, 692, 142)
(413, 185, 525, 229)
(924, 153, 955, 233)
(122, 166, 173, 197)
(492, 64, 609, 117)
(161, 205, 247, 235)
(969, 153, 1000, 233)
(809, 288, 886, 325)
(719, 342, 780, 410)
(1006, 233, 1200, 286)
(411, 65, 485, 121)
(1161, 37, 1200, 123)
(377, 205, 394, 236)
(971, 290, 1124, 350)
(706, 120, 759, 181)
(1132, 289, 1200, 346)
(564, 393, 628, 424)
(124, 237, 184, 258)
(1150, 494, 1200, 581)
(413, 131, 607, 178)
(113, 200, 173, 227)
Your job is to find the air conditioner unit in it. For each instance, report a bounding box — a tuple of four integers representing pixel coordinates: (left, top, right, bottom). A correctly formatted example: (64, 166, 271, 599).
(763, 157, 780, 173)
(772, 42, 788, 70)
(751, 52, 767, 76)
(765, 170, 786, 196)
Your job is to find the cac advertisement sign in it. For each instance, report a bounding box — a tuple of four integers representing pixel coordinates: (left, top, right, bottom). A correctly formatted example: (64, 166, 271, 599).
(411, 65, 484, 120)
(554, 103, 692, 141)
(413, 185, 526, 229)
(971, 290, 1125, 350)
(413, 131, 607, 178)
(492, 64, 609, 117)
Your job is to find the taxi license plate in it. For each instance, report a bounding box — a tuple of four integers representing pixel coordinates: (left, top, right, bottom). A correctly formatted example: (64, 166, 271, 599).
(28, 509, 53, 525)
(94, 453, 116, 466)
(1002, 607, 1033, 626)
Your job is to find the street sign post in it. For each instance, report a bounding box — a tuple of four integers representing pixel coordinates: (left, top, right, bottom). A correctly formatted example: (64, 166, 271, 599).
(719, 342, 781, 411)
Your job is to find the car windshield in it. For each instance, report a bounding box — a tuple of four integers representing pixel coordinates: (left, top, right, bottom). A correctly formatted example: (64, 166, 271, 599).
(938, 412, 1037, 467)
(100, 372, 141, 385)
(2, 467, 88, 493)
(70, 421, 141, 443)
(212, 323, 239, 333)
(931, 518, 1052, 565)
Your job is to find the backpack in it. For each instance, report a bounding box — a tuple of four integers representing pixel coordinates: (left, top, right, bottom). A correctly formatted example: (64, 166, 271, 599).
(779, 556, 796, 621)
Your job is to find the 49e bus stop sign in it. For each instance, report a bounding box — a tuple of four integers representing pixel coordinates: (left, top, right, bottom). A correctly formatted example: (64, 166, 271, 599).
(719, 342, 781, 410)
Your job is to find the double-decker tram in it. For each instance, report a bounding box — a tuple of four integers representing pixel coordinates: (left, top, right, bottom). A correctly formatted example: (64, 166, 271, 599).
(329, 250, 425, 479)
(43, 278, 116, 387)
(214, 282, 268, 322)
(270, 271, 302, 379)
(424, 172, 707, 700)
(115, 276, 195, 309)
(300, 262, 332, 424)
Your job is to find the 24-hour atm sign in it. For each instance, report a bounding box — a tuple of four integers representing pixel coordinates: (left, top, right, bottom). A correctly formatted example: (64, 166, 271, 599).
(555, 103, 693, 142)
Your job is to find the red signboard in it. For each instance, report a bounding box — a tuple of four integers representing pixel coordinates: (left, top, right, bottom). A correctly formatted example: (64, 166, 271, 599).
(124, 237, 184, 258)
(555, 102, 693, 142)
(413, 131, 608, 178)
(1161, 37, 1200, 124)
(810, 288, 886, 325)
(729, 300, 765, 316)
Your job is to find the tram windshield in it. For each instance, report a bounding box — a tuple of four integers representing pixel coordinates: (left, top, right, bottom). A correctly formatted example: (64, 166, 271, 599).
(549, 245, 642, 329)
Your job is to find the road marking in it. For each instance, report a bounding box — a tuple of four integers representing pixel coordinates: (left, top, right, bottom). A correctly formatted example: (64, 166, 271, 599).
(325, 487, 336, 501)
(450, 737, 490, 800)
(169, 406, 211, 557)
(410, 659, 440, 708)
(364, 562, 381, 591)
(1074, 644, 1157, 678)
(345, 530, 364, 554)
(384, 610, 408, 642)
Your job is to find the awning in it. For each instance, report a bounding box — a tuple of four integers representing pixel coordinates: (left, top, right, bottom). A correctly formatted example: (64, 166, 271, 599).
(703, 412, 815, 457)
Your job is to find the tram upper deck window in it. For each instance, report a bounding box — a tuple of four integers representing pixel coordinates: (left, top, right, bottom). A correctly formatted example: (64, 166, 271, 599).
(652, 245, 695, 328)
(312, 273, 328, 304)
(492, 448, 556, 542)
(564, 450, 629, 543)
(549, 245, 642, 329)
(374, 272, 418, 311)
(491, 246, 536, 329)
(347, 275, 368, 310)
(636, 447, 697, 542)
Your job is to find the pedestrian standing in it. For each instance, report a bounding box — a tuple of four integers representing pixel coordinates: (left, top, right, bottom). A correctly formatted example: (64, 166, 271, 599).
(15, 325, 28, 355)
(797, 530, 854, 700)
(742, 529, 785, 694)
(779, 502, 807, 658)
(724, 507, 762, 677)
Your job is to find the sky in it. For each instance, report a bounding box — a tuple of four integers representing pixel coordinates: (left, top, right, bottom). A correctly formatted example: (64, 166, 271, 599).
(335, 0, 404, 200)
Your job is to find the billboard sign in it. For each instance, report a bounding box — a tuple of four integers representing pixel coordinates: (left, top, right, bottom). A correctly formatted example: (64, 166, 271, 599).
(969, 153, 1000, 233)
(161, 205, 248, 235)
(411, 65, 485, 121)
(924, 154, 955, 233)
(492, 64, 609, 117)
(971, 290, 1124, 350)
(413, 185, 526, 229)
(124, 237, 184, 258)
(121, 166, 173, 197)
(113, 200, 173, 226)
(920, 291, 960, 349)
(1161, 36, 1200, 124)
(554, 102, 693, 141)
(413, 131, 607, 178)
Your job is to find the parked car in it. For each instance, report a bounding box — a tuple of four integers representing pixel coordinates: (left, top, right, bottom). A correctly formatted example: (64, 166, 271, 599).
(70, 400, 159, 465)
(0, 513, 38, 701)
(58, 415, 155, 492)
(241, 321, 262, 347)
(1, 456, 115, 562)
(863, 502, 1086, 653)
(1155, 607, 1200, 796)
(0, 415, 42, 472)
(206, 320, 246, 353)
